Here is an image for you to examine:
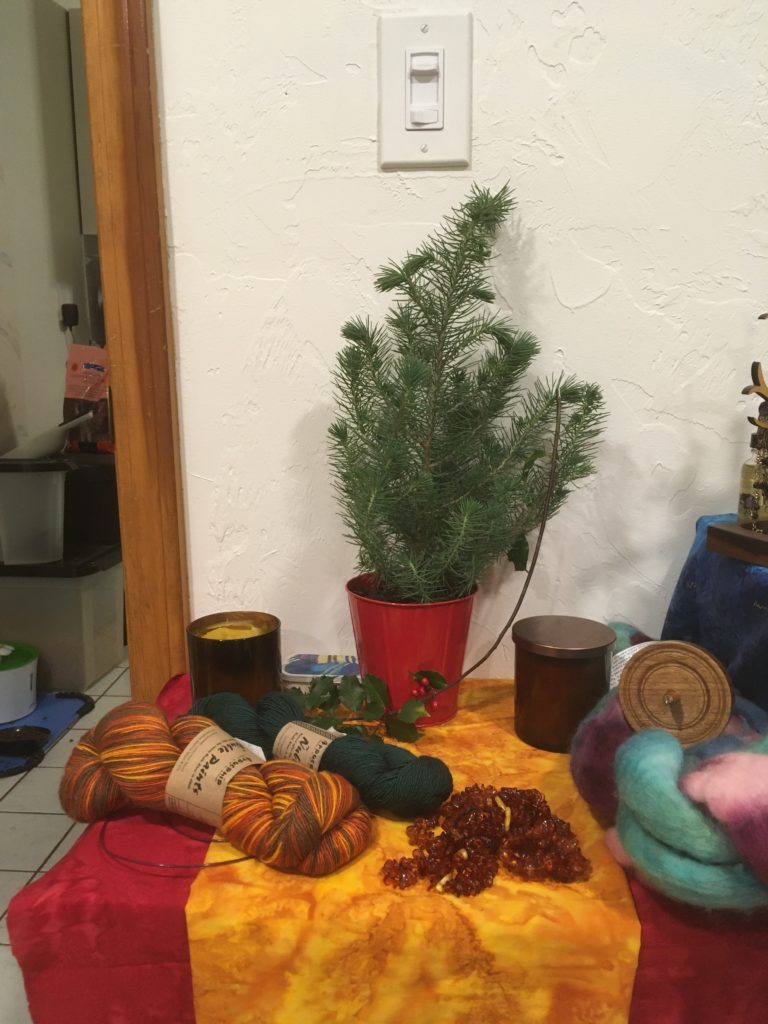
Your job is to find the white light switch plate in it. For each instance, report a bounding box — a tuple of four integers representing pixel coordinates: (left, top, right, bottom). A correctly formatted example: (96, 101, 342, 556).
(378, 13, 472, 170)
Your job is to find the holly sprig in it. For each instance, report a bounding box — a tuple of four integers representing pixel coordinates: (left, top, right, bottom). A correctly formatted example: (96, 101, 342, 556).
(286, 670, 449, 743)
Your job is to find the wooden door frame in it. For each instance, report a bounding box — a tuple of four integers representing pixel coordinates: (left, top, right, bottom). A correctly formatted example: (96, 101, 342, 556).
(81, 0, 188, 701)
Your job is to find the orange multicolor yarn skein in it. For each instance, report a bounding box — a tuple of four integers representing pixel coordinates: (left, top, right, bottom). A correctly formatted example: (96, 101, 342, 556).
(59, 702, 372, 876)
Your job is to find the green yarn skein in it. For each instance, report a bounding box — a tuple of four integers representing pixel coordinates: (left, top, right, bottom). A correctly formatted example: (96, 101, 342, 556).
(191, 691, 453, 819)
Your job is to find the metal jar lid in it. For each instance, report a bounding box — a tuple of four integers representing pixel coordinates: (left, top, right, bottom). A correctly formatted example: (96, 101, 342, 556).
(512, 616, 616, 660)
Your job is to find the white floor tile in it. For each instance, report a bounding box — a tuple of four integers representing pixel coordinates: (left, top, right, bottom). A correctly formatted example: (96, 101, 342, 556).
(41, 729, 89, 769)
(75, 694, 128, 730)
(85, 664, 128, 697)
(0, 871, 34, 944)
(0, 945, 33, 1023)
(0, 768, 65, 815)
(106, 669, 131, 697)
(0, 814, 72, 871)
(0, 775, 23, 801)
(40, 822, 87, 871)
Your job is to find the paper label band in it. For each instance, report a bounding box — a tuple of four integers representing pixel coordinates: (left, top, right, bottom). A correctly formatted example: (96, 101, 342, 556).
(272, 720, 336, 770)
(164, 724, 264, 828)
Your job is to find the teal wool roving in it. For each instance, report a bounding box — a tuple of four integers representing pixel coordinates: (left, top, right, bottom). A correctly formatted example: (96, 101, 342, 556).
(570, 689, 768, 910)
(191, 691, 453, 819)
(614, 731, 768, 911)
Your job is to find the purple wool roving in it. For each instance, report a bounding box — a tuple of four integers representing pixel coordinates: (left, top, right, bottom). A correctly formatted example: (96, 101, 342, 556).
(570, 689, 768, 909)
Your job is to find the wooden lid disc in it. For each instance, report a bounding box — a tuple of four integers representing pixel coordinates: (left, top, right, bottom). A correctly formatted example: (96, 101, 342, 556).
(618, 641, 733, 747)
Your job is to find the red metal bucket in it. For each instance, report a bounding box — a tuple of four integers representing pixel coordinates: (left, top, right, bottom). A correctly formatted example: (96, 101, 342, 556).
(346, 575, 476, 727)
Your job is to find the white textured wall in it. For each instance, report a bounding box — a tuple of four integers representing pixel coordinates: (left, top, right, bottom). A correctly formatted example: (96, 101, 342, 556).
(156, 0, 768, 674)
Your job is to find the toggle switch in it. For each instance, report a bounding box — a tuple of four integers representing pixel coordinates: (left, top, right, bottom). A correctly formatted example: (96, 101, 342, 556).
(406, 48, 444, 130)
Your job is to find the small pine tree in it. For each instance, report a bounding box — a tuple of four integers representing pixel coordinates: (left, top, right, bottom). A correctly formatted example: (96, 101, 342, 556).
(328, 184, 605, 603)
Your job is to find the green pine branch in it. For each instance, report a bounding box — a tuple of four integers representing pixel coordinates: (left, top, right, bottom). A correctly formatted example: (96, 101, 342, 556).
(328, 184, 606, 602)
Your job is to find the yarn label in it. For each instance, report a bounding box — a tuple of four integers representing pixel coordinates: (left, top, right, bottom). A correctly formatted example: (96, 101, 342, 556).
(165, 725, 264, 828)
(273, 721, 336, 770)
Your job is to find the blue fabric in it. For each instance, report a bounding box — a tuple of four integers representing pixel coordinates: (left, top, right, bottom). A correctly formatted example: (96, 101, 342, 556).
(662, 514, 768, 712)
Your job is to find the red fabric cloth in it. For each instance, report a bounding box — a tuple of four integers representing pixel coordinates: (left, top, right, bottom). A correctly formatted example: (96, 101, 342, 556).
(10, 673, 768, 1023)
(628, 877, 768, 1024)
(8, 675, 203, 1024)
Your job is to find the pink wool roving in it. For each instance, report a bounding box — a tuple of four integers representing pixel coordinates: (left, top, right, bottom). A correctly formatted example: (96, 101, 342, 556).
(570, 690, 768, 909)
(680, 744, 768, 886)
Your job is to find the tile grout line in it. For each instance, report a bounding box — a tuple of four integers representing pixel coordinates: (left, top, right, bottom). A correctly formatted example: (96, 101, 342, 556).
(0, 667, 129, 911)
(0, 676, 121, 809)
(0, 811, 70, 816)
(0, 867, 38, 946)
(30, 820, 79, 876)
(0, 774, 28, 806)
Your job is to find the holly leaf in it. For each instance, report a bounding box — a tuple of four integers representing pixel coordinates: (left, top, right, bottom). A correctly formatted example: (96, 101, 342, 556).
(362, 699, 387, 721)
(338, 675, 365, 712)
(313, 713, 344, 731)
(305, 677, 338, 711)
(362, 674, 390, 707)
(412, 669, 448, 691)
(507, 534, 529, 571)
(386, 718, 421, 743)
(398, 698, 427, 724)
(286, 687, 310, 710)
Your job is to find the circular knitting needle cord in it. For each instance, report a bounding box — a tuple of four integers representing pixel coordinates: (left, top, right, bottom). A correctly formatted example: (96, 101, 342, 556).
(167, 818, 228, 843)
(98, 820, 255, 871)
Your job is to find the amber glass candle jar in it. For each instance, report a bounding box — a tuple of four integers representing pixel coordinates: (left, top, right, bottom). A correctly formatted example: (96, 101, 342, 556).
(512, 616, 615, 753)
(187, 611, 281, 704)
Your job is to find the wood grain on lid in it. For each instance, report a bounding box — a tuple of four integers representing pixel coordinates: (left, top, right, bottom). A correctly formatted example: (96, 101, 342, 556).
(618, 641, 733, 746)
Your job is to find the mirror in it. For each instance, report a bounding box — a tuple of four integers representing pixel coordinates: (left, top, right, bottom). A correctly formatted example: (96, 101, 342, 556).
(0, 0, 125, 698)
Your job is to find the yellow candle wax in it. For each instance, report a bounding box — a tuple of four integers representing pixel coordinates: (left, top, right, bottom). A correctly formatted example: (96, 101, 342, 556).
(201, 622, 268, 641)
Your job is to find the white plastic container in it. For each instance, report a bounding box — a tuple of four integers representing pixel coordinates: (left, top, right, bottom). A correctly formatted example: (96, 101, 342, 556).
(0, 563, 124, 692)
(0, 642, 38, 722)
(0, 460, 70, 564)
(281, 654, 360, 692)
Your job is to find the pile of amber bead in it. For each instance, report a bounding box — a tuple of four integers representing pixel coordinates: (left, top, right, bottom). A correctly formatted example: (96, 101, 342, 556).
(382, 783, 591, 897)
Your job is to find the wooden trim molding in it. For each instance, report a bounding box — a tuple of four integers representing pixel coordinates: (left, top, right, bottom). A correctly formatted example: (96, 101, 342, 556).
(81, 0, 189, 700)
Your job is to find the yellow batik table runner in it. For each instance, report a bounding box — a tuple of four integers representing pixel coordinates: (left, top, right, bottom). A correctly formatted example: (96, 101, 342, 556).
(186, 680, 640, 1024)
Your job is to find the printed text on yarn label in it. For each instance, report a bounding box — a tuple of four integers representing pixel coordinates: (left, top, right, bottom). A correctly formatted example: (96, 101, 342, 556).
(273, 721, 336, 770)
(164, 724, 264, 827)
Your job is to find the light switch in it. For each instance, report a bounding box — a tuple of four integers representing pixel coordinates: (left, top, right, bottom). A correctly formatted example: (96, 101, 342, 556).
(378, 13, 472, 169)
(407, 48, 444, 130)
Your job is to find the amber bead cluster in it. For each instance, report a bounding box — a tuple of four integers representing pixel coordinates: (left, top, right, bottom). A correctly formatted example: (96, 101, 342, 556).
(382, 784, 591, 897)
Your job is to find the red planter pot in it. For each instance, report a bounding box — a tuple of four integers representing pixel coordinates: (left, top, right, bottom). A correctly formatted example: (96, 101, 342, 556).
(346, 574, 476, 727)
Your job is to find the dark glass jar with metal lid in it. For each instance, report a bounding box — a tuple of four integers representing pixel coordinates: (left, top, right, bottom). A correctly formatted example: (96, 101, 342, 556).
(511, 616, 615, 753)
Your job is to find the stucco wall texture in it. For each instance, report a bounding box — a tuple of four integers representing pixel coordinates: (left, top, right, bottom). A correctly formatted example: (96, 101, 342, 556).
(155, 1, 768, 676)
